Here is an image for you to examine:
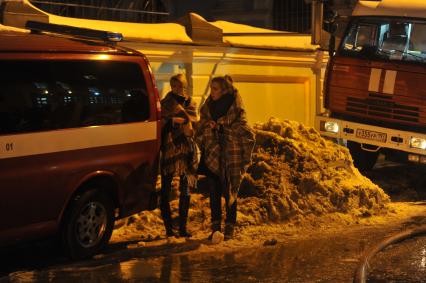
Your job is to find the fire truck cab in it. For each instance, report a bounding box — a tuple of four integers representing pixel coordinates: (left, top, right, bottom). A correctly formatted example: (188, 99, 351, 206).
(316, 0, 426, 170)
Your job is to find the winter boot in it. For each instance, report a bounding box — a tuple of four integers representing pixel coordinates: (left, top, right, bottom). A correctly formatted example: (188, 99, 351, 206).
(208, 221, 222, 240)
(160, 201, 176, 237)
(224, 223, 235, 241)
(178, 195, 192, 237)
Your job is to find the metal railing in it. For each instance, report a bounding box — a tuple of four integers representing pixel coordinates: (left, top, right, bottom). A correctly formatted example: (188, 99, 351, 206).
(273, 0, 312, 33)
(30, 0, 169, 23)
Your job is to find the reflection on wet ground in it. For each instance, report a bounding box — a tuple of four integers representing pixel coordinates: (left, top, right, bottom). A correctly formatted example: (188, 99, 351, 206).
(368, 236, 426, 282)
(1, 231, 371, 283)
(7, 229, 425, 283)
(2, 162, 426, 282)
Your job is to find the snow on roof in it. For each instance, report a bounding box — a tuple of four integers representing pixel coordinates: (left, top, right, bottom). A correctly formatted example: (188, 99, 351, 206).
(353, 0, 426, 18)
(2, 0, 317, 51)
(212, 21, 317, 51)
(0, 23, 28, 33)
(47, 16, 317, 51)
(48, 15, 193, 44)
(212, 21, 282, 34)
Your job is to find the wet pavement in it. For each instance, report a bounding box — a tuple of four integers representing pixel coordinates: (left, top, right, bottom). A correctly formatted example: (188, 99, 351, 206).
(0, 225, 409, 283)
(2, 161, 426, 282)
(0, 236, 358, 282)
(368, 236, 426, 282)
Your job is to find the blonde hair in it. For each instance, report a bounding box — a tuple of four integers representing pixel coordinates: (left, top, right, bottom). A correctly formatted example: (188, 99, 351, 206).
(169, 74, 188, 88)
(211, 75, 235, 94)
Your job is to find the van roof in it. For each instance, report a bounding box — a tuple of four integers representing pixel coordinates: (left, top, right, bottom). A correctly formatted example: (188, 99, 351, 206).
(0, 29, 131, 54)
(353, 0, 426, 19)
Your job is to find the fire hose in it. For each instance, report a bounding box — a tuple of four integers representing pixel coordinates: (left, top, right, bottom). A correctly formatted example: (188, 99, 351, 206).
(354, 224, 426, 283)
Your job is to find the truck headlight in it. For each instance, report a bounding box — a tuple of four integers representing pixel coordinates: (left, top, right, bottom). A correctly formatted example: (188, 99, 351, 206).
(410, 137, 426, 150)
(321, 121, 339, 133)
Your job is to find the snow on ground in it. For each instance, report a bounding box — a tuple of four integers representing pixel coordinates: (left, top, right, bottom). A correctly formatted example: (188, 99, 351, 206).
(112, 118, 389, 249)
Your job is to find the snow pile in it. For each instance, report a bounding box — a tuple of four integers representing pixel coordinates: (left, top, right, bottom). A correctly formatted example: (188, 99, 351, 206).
(239, 118, 389, 223)
(112, 118, 389, 242)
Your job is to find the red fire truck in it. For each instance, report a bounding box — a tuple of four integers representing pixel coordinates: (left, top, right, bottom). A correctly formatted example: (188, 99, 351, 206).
(315, 0, 426, 171)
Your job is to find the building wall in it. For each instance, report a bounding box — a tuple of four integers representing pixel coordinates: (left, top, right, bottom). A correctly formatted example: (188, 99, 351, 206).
(21, 0, 358, 33)
(210, 0, 274, 29)
(121, 41, 327, 126)
(166, 0, 218, 20)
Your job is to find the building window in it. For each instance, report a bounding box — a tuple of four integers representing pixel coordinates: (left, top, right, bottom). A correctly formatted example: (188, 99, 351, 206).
(273, 0, 311, 33)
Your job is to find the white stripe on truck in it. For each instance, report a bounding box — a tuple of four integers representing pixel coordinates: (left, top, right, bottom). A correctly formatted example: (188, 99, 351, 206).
(0, 121, 157, 159)
(368, 68, 382, 92)
(383, 70, 397, 95)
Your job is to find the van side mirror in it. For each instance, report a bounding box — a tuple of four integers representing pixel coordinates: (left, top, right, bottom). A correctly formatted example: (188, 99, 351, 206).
(319, 9, 339, 53)
(325, 16, 348, 56)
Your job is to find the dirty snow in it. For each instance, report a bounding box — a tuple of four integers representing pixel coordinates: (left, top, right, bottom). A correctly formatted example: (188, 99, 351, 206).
(112, 118, 389, 247)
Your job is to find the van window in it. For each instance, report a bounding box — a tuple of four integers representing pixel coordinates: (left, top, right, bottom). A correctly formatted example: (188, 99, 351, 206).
(0, 60, 150, 135)
(344, 23, 377, 51)
(408, 23, 426, 54)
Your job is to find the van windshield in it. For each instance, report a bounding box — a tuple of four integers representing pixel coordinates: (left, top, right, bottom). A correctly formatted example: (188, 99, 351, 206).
(340, 17, 426, 62)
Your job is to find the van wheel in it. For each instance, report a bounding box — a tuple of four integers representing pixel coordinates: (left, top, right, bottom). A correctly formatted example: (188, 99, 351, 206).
(347, 141, 379, 172)
(61, 189, 115, 259)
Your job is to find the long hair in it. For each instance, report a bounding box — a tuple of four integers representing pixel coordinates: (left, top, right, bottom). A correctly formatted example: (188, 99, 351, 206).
(211, 75, 235, 95)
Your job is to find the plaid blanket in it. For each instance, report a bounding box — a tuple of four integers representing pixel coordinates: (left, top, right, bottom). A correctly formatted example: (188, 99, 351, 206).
(195, 91, 255, 205)
(160, 92, 199, 187)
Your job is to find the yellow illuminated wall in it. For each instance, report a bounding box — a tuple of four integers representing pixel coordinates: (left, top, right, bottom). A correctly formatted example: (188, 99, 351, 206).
(236, 82, 307, 125)
(123, 42, 327, 127)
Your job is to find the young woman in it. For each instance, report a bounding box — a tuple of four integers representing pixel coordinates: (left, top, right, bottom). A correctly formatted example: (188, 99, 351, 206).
(195, 75, 255, 240)
(160, 74, 199, 237)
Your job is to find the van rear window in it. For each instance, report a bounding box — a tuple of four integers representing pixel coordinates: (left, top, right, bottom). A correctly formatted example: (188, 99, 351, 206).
(0, 60, 150, 135)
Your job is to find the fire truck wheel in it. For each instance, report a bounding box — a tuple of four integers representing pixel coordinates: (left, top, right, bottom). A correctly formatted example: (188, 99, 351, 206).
(347, 141, 379, 172)
(61, 188, 115, 259)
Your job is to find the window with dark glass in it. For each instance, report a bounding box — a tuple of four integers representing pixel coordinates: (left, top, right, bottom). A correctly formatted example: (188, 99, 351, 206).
(340, 18, 426, 62)
(0, 60, 150, 135)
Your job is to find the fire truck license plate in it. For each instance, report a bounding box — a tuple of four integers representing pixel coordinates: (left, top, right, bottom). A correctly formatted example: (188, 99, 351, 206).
(356, 129, 387, 143)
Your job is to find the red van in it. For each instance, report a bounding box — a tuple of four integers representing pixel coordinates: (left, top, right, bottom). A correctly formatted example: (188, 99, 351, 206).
(0, 22, 161, 259)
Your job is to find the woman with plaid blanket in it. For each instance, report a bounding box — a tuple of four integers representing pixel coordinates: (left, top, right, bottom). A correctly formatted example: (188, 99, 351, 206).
(195, 75, 255, 241)
(160, 74, 199, 237)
